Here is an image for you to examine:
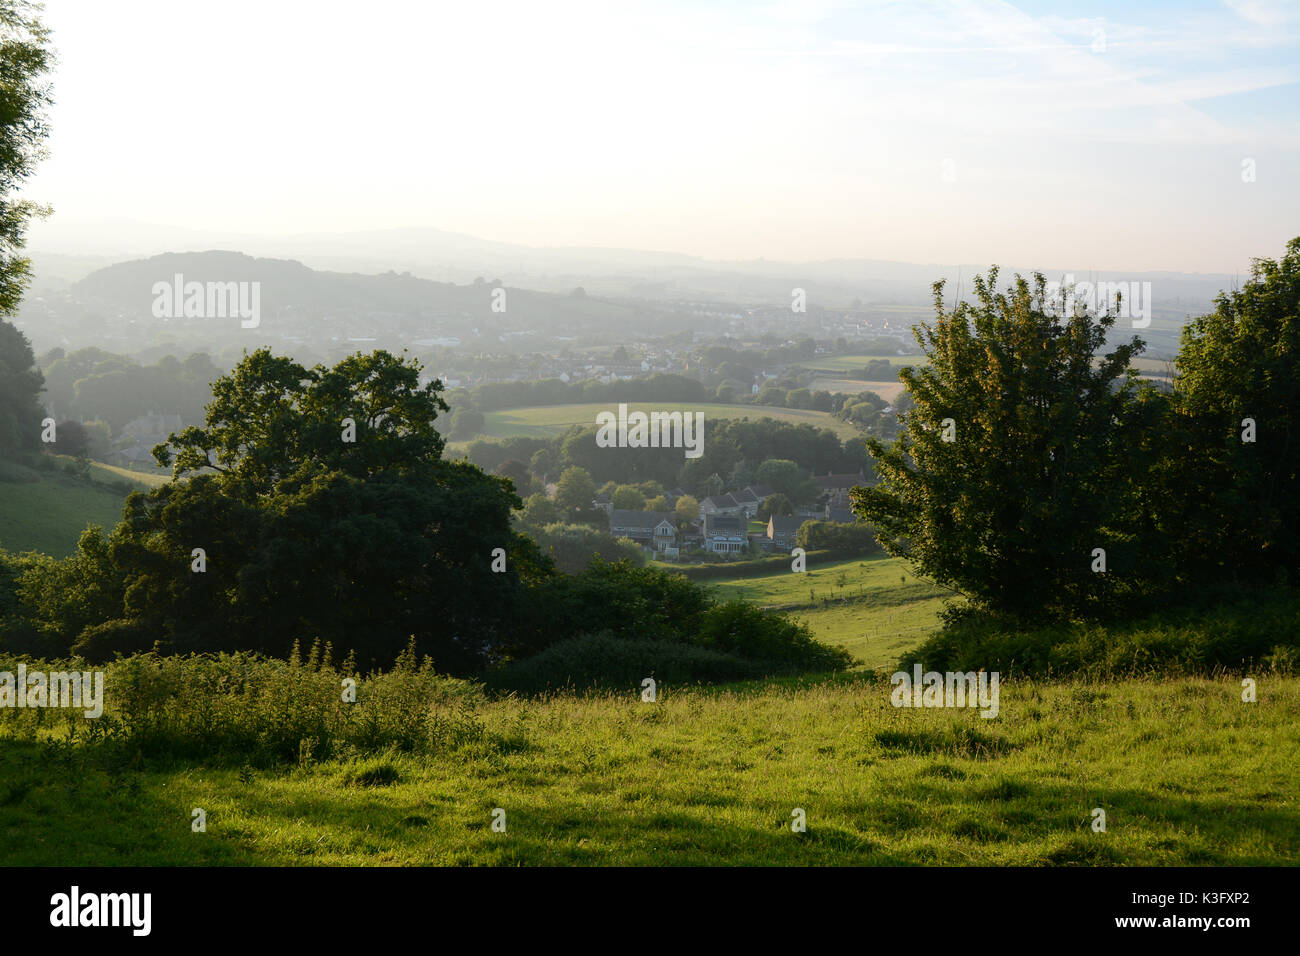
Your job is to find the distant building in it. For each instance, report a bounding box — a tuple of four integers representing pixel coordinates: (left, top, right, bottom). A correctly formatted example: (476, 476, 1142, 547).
(767, 514, 809, 551)
(608, 510, 679, 552)
(699, 493, 743, 520)
(826, 505, 855, 524)
(703, 513, 747, 555)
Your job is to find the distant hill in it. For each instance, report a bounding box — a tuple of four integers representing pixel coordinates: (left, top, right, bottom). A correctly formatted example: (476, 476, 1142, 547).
(71, 250, 627, 325)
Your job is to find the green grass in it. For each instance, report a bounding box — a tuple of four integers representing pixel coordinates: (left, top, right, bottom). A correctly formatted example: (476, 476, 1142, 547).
(703, 554, 952, 668)
(4, 675, 1295, 865)
(0, 459, 156, 557)
(479, 402, 864, 441)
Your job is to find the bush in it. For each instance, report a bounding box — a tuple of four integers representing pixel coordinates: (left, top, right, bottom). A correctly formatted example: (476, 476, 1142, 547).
(795, 520, 881, 555)
(694, 601, 853, 670)
(665, 551, 836, 581)
(0, 641, 485, 765)
(484, 632, 770, 694)
(901, 588, 1300, 678)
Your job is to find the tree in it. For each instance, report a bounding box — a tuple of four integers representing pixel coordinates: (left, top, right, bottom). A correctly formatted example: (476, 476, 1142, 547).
(518, 492, 560, 528)
(611, 485, 646, 510)
(0, 0, 51, 318)
(756, 459, 804, 498)
(448, 406, 485, 440)
(493, 458, 532, 495)
(155, 348, 449, 497)
(675, 494, 700, 526)
(852, 268, 1147, 620)
(50, 419, 88, 457)
(0, 1, 52, 458)
(554, 466, 597, 513)
(50, 349, 551, 671)
(0, 320, 42, 455)
(757, 493, 792, 521)
(1160, 237, 1300, 585)
(529, 447, 559, 482)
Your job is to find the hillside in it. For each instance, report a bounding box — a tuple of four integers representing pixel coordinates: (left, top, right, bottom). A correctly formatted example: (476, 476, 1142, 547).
(3, 671, 1293, 865)
(701, 554, 952, 668)
(0, 458, 154, 557)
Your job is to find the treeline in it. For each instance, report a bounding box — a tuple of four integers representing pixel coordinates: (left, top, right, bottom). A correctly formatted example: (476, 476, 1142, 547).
(461, 415, 873, 494)
(38, 347, 221, 432)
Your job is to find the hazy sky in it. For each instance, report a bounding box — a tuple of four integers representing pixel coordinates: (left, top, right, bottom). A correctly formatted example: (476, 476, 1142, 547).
(25, 0, 1300, 272)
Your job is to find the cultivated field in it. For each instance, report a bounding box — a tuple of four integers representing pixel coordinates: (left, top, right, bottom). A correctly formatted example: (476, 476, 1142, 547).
(809, 378, 908, 401)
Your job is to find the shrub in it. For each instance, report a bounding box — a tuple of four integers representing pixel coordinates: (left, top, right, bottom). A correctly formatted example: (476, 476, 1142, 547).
(483, 631, 769, 694)
(901, 587, 1300, 677)
(694, 601, 853, 670)
(0, 641, 484, 765)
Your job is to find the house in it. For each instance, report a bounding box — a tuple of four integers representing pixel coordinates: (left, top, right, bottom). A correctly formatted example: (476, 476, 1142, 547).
(815, 471, 867, 509)
(699, 493, 743, 520)
(814, 471, 866, 496)
(608, 510, 679, 552)
(119, 412, 183, 442)
(703, 513, 747, 555)
(825, 505, 855, 524)
(592, 492, 613, 515)
(767, 514, 809, 551)
(732, 487, 761, 518)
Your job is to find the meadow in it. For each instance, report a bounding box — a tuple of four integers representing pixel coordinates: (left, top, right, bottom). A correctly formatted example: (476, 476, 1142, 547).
(2, 672, 1294, 865)
(808, 378, 907, 401)
(702, 554, 952, 668)
(480, 402, 864, 441)
(0, 459, 156, 557)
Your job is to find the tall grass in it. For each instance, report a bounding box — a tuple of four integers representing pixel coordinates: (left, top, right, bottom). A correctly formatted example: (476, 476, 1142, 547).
(0, 640, 493, 765)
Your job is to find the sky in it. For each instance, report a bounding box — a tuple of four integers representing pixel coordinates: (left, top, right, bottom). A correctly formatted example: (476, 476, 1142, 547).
(23, 0, 1300, 273)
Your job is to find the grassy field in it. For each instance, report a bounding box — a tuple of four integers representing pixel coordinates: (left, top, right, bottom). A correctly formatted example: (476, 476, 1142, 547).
(810, 378, 907, 401)
(480, 402, 864, 441)
(703, 554, 951, 668)
(0, 459, 157, 557)
(3, 674, 1294, 865)
(795, 354, 922, 372)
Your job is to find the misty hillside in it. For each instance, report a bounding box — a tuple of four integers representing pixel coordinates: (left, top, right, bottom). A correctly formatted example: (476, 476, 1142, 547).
(71, 250, 622, 322)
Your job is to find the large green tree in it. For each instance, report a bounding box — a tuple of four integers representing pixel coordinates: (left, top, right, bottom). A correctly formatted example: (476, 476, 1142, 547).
(46, 349, 552, 671)
(0, 0, 52, 457)
(852, 269, 1152, 620)
(1159, 237, 1300, 585)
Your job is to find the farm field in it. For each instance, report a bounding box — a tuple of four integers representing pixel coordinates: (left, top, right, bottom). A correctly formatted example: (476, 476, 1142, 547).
(796, 354, 922, 372)
(480, 402, 864, 441)
(3, 674, 1294, 865)
(810, 378, 907, 401)
(704, 554, 951, 668)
